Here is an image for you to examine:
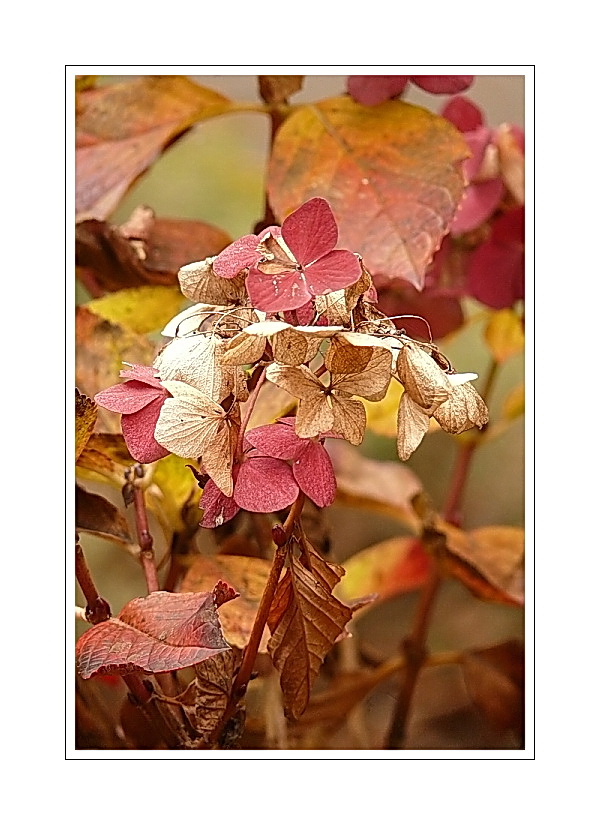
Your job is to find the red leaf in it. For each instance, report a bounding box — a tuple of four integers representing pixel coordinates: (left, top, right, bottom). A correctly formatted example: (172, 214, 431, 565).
(76, 589, 233, 678)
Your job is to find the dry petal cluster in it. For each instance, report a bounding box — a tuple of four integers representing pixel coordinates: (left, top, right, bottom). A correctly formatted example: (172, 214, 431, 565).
(93, 196, 489, 524)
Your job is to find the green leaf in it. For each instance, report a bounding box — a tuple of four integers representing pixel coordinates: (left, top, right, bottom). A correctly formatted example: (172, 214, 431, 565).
(86, 286, 185, 334)
(268, 97, 469, 290)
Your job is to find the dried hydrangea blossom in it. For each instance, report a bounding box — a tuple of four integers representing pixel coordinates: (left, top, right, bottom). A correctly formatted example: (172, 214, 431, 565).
(220, 320, 343, 368)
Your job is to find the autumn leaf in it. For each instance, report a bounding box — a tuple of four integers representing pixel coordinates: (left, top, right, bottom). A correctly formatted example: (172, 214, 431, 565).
(75, 307, 157, 425)
(76, 484, 134, 549)
(153, 648, 242, 746)
(180, 555, 273, 652)
(76, 214, 232, 292)
(484, 308, 525, 364)
(86, 286, 185, 334)
(76, 587, 235, 679)
(76, 76, 231, 221)
(268, 97, 469, 290)
(267, 547, 354, 719)
(335, 536, 431, 608)
(75, 389, 97, 461)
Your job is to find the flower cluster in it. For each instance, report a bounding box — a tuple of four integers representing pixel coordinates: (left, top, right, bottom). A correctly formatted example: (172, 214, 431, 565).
(95, 197, 488, 527)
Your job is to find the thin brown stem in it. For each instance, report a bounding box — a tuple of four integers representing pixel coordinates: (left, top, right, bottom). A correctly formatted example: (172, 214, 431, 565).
(75, 538, 111, 624)
(132, 480, 160, 593)
(236, 365, 267, 459)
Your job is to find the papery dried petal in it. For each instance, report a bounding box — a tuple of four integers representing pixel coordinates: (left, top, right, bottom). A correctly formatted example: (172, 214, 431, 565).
(396, 340, 452, 409)
(396, 392, 431, 460)
(329, 396, 366, 446)
(433, 382, 489, 434)
(328, 336, 393, 402)
(265, 363, 325, 402)
(178, 258, 248, 305)
(154, 335, 244, 403)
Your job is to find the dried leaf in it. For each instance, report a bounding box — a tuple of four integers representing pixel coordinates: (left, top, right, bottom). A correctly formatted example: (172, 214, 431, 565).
(75, 389, 97, 461)
(76, 217, 232, 292)
(76, 76, 231, 220)
(441, 523, 524, 606)
(86, 286, 185, 334)
(267, 551, 353, 719)
(154, 648, 242, 745)
(180, 555, 273, 652)
(327, 439, 422, 531)
(462, 640, 524, 737)
(484, 308, 525, 364)
(155, 381, 239, 496)
(76, 588, 234, 678)
(269, 97, 469, 290)
(75, 484, 134, 547)
(336, 537, 431, 608)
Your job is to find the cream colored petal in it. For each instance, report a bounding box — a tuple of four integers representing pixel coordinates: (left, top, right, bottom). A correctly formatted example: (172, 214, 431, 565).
(434, 383, 489, 434)
(154, 335, 234, 402)
(396, 392, 431, 460)
(265, 363, 325, 402)
(161, 303, 230, 338)
(178, 258, 247, 305)
(330, 396, 366, 446)
(200, 418, 238, 496)
(271, 328, 323, 366)
(396, 341, 452, 409)
(154, 381, 227, 459)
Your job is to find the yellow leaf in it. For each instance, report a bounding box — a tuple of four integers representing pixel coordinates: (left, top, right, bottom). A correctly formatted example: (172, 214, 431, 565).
(502, 382, 525, 420)
(75, 389, 97, 462)
(86, 286, 185, 334)
(147, 454, 202, 534)
(484, 309, 525, 364)
(363, 379, 403, 438)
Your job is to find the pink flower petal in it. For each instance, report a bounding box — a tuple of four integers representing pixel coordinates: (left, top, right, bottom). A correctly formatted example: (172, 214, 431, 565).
(121, 398, 170, 463)
(451, 177, 504, 235)
(234, 455, 299, 513)
(467, 207, 524, 308)
(95, 381, 167, 415)
(245, 421, 305, 460)
(304, 250, 362, 295)
(462, 127, 494, 181)
(411, 76, 474, 94)
(281, 198, 338, 265)
(245, 266, 312, 312)
(283, 300, 315, 326)
(347, 76, 409, 105)
(213, 234, 261, 279)
(292, 442, 336, 508)
(200, 479, 240, 528)
(441, 95, 484, 132)
(118, 364, 163, 388)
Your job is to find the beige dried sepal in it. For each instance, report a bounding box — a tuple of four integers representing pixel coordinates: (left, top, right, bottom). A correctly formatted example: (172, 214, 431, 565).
(265, 363, 367, 445)
(222, 321, 341, 368)
(178, 258, 247, 305)
(161, 303, 232, 338)
(396, 340, 452, 409)
(433, 382, 489, 434)
(154, 335, 247, 403)
(155, 380, 239, 496)
(314, 262, 373, 325)
(396, 392, 431, 461)
(326, 332, 393, 401)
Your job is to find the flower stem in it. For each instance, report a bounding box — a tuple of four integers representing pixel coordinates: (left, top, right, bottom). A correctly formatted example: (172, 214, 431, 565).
(236, 365, 266, 459)
(130, 472, 160, 593)
(75, 536, 111, 624)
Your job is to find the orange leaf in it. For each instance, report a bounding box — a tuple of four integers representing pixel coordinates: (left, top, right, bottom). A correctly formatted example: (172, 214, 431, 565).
(268, 97, 469, 290)
(76, 76, 230, 221)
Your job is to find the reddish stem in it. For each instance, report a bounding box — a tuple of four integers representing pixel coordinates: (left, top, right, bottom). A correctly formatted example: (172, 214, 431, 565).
(236, 365, 267, 459)
(132, 483, 160, 593)
(75, 538, 111, 624)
